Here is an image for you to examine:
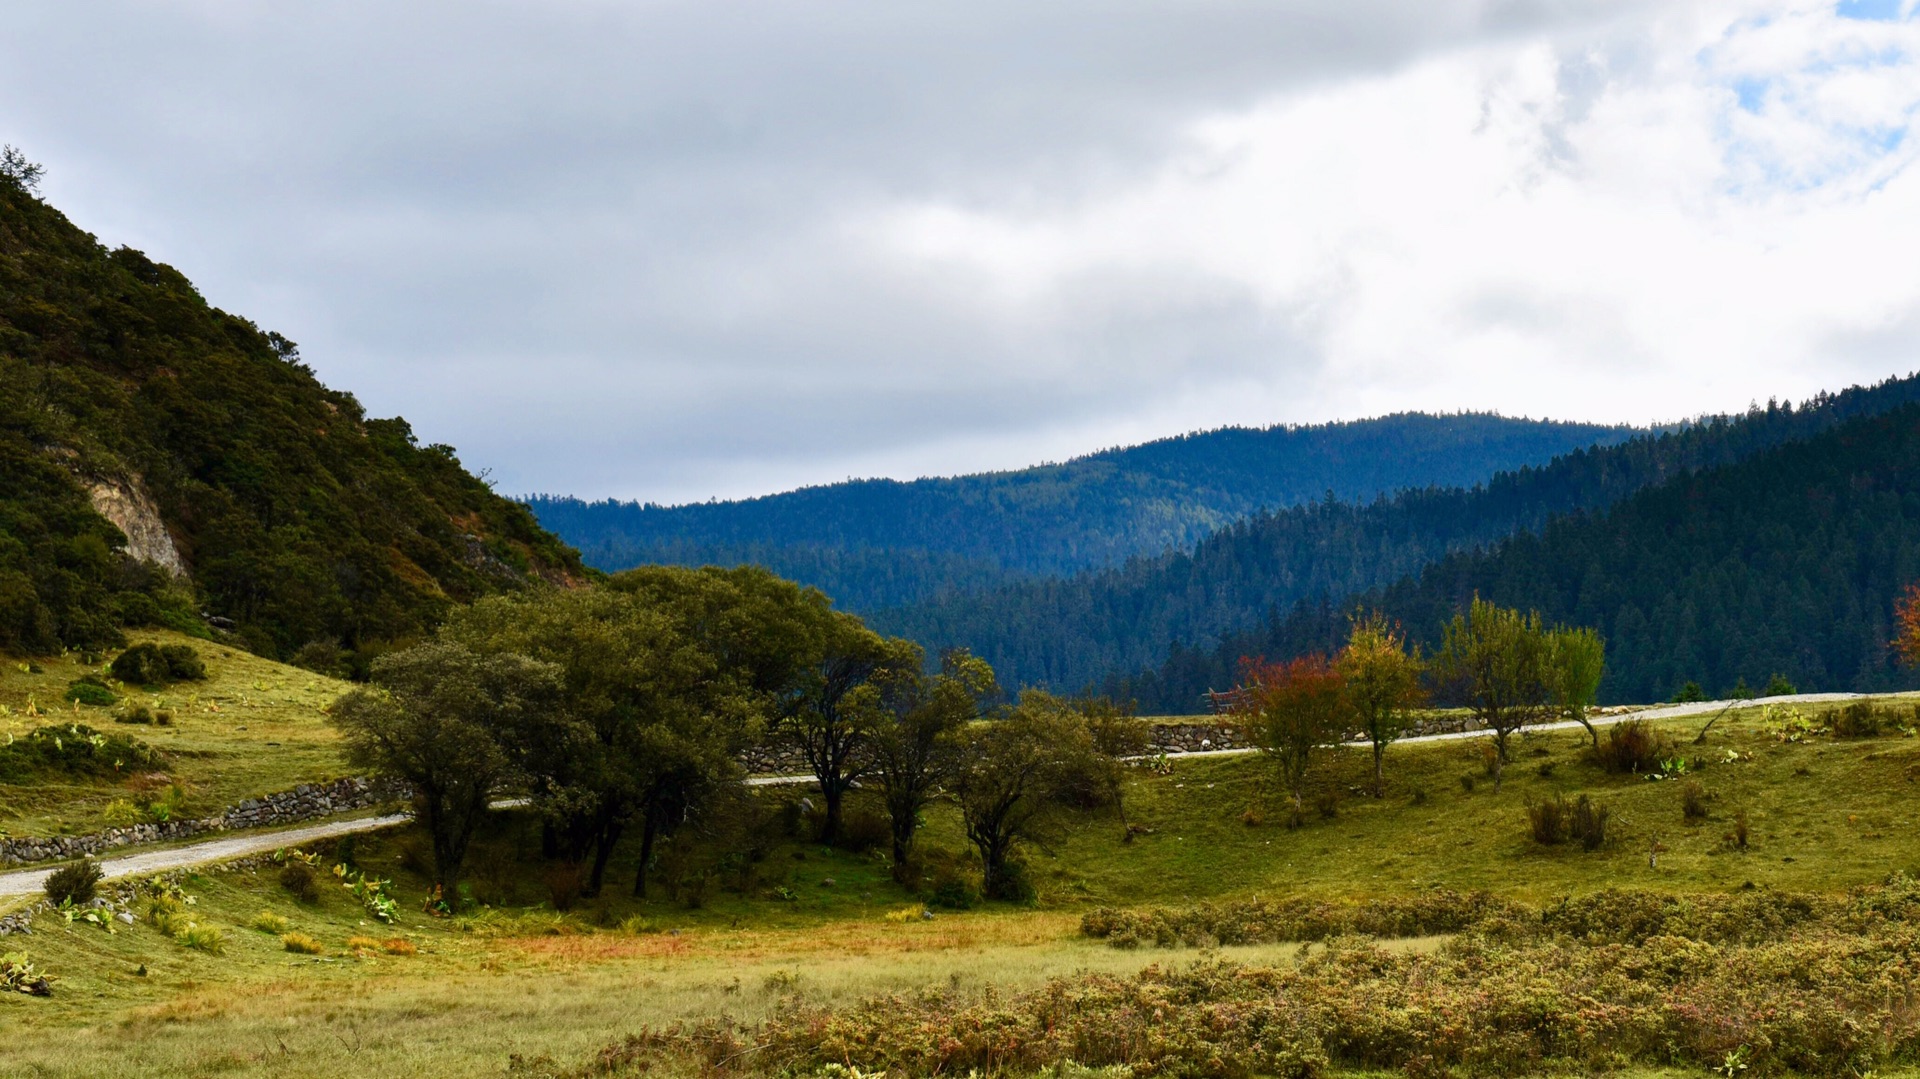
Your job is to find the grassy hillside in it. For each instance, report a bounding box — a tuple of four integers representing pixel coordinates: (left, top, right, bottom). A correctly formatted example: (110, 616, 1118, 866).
(889, 375, 1920, 698)
(0, 169, 585, 663)
(531, 412, 1641, 610)
(6, 700, 1920, 1076)
(1142, 400, 1920, 707)
(0, 630, 350, 838)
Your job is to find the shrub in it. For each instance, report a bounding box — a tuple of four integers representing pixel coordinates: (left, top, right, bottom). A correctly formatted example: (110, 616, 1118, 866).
(835, 809, 890, 854)
(289, 639, 347, 678)
(925, 863, 980, 910)
(1313, 790, 1339, 820)
(1081, 888, 1526, 948)
(1591, 720, 1669, 774)
(1458, 774, 1476, 794)
(279, 862, 319, 903)
(177, 924, 225, 953)
(43, 860, 102, 906)
(1727, 809, 1751, 851)
(1763, 673, 1797, 697)
(1527, 797, 1568, 844)
(545, 863, 584, 912)
(0, 724, 163, 783)
(63, 679, 117, 707)
(346, 935, 383, 952)
(281, 932, 323, 955)
(1681, 780, 1709, 820)
(1673, 681, 1705, 703)
(1829, 702, 1886, 738)
(1569, 794, 1610, 851)
(108, 643, 205, 686)
(250, 911, 290, 934)
(379, 938, 416, 956)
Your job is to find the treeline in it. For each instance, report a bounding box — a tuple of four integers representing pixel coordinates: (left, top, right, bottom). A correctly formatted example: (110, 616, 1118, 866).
(332, 565, 1139, 904)
(1123, 402, 1920, 709)
(881, 375, 1920, 695)
(529, 412, 1640, 610)
(0, 152, 582, 663)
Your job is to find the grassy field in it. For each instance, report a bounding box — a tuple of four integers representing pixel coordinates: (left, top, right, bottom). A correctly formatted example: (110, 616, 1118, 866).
(0, 631, 352, 839)
(5, 697, 1920, 1075)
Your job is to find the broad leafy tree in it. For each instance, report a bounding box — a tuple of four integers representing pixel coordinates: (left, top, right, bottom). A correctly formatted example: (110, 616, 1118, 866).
(949, 691, 1113, 900)
(1336, 612, 1424, 797)
(1433, 597, 1552, 788)
(868, 648, 995, 876)
(781, 614, 918, 845)
(329, 642, 559, 891)
(1235, 654, 1349, 818)
(1547, 625, 1607, 746)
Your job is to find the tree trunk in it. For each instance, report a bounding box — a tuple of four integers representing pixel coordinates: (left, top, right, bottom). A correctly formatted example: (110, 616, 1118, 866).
(820, 781, 844, 846)
(1372, 741, 1386, 798)
(633, 812, 662, 898)
(541, 820, 558, 860)
(586, 819, 622, 897)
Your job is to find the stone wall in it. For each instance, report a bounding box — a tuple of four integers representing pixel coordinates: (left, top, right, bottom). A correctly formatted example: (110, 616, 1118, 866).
(0, 776, 404, 868)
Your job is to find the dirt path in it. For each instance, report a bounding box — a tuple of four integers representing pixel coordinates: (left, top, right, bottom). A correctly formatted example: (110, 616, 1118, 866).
(0, 691, 1896, 899)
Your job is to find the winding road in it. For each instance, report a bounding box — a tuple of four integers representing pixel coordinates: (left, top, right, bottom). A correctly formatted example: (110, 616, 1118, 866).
(0, 691, 1892, 899)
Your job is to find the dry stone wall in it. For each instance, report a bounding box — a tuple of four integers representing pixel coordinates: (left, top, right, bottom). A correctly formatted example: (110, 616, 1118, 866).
(0, 777, 404, 868)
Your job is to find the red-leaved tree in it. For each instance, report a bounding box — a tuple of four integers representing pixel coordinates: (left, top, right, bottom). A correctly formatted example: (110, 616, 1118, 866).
(1894, 582, 1920, 667)
(1233, 654, 1350, 824)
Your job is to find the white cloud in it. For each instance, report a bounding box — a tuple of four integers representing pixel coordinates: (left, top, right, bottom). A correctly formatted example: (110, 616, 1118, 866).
(5, 1, 1920, 500)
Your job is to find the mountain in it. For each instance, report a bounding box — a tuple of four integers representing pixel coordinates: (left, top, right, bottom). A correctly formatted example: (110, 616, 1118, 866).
(1122, 399, 1920, 708)
(0, 161, 584, 662)
(529, 412, 1643, 610)
(877, 376, 1920, 697)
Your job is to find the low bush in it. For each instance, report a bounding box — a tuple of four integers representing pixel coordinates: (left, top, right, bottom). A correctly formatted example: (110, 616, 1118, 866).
(1681, 779, 1709, 820)
(1081, 888, 1525, 949)
(923, 862, 980, 911)
(1568, 794, 1610, 851)
(281, 932, 323, 955)
(545, 862, 584, 912)
(176, 924, 225, 953)
(1590, 719, 1670, 774)
(1527, 797, 1568, 844)
(379, 938, 416, 956)
(835, 809, 891, 854)
(0, 724, 163, 783)
(346, 935, 383, 952)
(113, 703, 172, 726)
(279, 862, 319, 904)
(250, 911, 290, 934)
(109, 642, 206, 686)
(62, 678, 117, 707)
(43, 859, 102, 907)
(1829, 701, 1901, 738)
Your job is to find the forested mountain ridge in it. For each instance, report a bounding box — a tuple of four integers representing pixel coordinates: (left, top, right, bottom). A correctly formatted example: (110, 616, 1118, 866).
(530, 412, 1642, 610)
(0, 165, 585, 661)
(1119, 400, 1920, 709)
(877, 375, 1920, 695)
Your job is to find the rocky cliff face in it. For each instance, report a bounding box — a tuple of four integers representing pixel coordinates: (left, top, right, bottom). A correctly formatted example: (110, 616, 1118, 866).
(86, 476, 187, 578)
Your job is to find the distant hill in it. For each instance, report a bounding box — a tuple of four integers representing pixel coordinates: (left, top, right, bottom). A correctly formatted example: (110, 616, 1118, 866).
(1118, 397, 1920, 709)
(879, 376, 1920, 696)
(530, 412, 1643, 610)
(0, 161, 584, 661)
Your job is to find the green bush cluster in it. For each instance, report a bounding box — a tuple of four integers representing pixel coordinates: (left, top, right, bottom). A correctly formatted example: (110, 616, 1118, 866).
(0, 724, 163, 783)
(606, 877, 1920, 1079)
(107, 642, 205, 686)
(1079, 888, 1525, 949)
(41, 859, 102, 906)
(61, 676, 118, 707)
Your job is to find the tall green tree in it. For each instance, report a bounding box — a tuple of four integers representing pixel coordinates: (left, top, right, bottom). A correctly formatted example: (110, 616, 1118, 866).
(329, 642, 559, 891)
(868, 648, 996, 877)
(1336, 613, 1424, 797)
(444, 587, 755, 898)
(1547, 626, 1607, 747)
(781, 613, 918, 845)
(949, 691, 1114, 900)
(1433, 598, 1551, 789)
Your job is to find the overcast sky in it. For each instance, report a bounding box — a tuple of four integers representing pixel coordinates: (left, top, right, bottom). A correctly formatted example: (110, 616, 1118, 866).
(6, 1, 1920, 503)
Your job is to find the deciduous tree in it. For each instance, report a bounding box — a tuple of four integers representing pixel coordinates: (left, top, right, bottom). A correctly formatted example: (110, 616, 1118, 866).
(1432, 597, 1552, 789)
(1336, 613, 1423, 797)
(1547, 626, 1607, 747)
(329, 642, 558, 891)
(1235, 654, 1349, 820)
(868, 648, 995, 877)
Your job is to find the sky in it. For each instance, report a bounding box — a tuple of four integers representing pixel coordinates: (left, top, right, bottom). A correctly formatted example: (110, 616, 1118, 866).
(5, 1, 1920, 504)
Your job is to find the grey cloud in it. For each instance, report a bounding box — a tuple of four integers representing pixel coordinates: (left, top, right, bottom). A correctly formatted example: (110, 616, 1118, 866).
(1, 0, 1657, 502)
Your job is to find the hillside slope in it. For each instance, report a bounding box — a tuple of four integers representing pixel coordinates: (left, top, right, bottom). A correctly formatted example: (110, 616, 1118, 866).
(0, 166, 584, 661)
(529, 412, 1641, 610)
(880, 376, 1920, 694)
(1126, 401, 1920, 708)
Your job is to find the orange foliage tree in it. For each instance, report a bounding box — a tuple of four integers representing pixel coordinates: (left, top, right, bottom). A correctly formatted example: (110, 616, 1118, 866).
(1895, 582, 1920, 667)
(1233, 654, 1350, 822)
